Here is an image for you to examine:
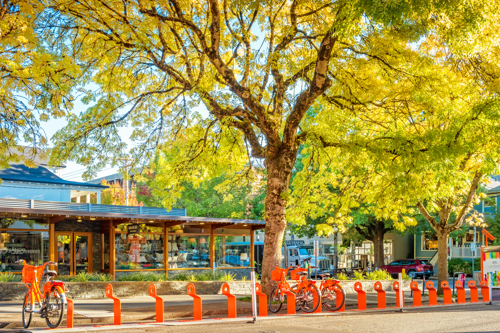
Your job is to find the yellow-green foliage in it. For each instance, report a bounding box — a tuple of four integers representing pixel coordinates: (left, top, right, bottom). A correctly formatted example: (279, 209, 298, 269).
(336, 272, 349, 280)
(353, 270, 365, 281)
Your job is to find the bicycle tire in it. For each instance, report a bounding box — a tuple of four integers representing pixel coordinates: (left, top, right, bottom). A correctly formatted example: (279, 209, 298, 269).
(44, 288, 64, 329)
(322, 283, 345, 311)
(268, 286, 283, 313)
(22, 292, 32, 329)
(290, 284, 302, 311)
(298, 283, 321, 313)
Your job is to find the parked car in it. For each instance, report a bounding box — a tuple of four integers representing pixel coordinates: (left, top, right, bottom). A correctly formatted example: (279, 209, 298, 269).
(378, 259, 433, 278)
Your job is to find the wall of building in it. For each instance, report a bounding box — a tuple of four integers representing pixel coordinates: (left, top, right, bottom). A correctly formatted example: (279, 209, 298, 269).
(386, 233, 414, 260)
(0, 183, 71, 202)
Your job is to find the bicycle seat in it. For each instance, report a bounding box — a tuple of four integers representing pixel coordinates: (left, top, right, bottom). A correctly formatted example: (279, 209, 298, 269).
(43, 270, 57, 277)
(320, 273, 331, 277)
(297, 271, 308, 276)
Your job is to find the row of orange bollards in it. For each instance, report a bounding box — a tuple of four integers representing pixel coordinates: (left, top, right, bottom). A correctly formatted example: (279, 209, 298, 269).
(64, 279, 491, 328)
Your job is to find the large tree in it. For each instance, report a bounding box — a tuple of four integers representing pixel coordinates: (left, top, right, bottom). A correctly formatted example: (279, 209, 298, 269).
(47, 0, 491, 292)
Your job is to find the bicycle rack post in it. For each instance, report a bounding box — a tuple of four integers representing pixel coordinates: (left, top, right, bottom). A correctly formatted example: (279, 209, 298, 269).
(255, 283, 268, 317)
(312, 286, 322, 313)
(374, 281, 386, 309)
(441, 281, 452, 305)
(426, 281, 437, 306)
(480, 280, 490, 303)
(66, 298, 74, 329)
(148, 284, 164, 323)
(410, 281, 421, 307)
(187, 283, 202, 321)
(221, 283, 237, 319)
(281, 281, 296, 315)
(353, 282, 366, 311)
(454, 281, 465, 304)
(468, 280, 479, 303)
(105, 284, 121, 326)
(392, 281, 404, 308)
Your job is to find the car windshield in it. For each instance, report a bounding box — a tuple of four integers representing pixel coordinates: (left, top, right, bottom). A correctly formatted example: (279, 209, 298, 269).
(420, 260, 429, 265)
(299, 248, 311, 256)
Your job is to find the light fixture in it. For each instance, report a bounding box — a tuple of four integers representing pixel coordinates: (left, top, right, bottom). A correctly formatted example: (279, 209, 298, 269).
(199, 222, 204, 225)
(199, 237, 206, 244)
(149, 220, 154, 223)
(90, 217, 96, 221)
(21, 214, 27, 218)
(77, 219, 82, 223)
(243, 223, 248, 226)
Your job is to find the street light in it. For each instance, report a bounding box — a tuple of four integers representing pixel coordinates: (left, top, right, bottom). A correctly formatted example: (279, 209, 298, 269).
(333, 224, 339, 273)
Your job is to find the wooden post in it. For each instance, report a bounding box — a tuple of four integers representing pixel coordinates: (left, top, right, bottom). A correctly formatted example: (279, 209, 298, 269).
(250, 229, 255, 270)
(210, 225, 215, 268)
(164, 222, 168, 277)
(49, 221, 55, 266)
(110, 221, 116, 280)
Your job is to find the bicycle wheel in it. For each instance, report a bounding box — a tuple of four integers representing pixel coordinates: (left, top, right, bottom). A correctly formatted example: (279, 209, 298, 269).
(297, 283, 320, 313)
(22, 292, 33, 329)
(44, 288, 64, 329)
(268, 286, 283, 313)
(322, 283, 346, 311)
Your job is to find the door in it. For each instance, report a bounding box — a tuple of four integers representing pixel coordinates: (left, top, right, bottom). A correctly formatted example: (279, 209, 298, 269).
(55, 232, 92, 275)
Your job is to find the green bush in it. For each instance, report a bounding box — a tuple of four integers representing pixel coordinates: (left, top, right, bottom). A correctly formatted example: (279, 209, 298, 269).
(59, 272, 113, 282)
(117, 272, 168, 282)
(366, 269, 393, 281)
(0, 272, 22, 282)
(448, 258, 473, 276)
(353, 270, 365, 280)
(336, 272, 349, 280)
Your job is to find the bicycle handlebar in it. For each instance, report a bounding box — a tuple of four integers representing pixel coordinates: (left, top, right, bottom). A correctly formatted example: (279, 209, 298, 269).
(47, 262, 58, 266)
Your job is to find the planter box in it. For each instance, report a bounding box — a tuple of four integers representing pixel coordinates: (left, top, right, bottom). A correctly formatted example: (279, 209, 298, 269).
(0, 279, 421, 302)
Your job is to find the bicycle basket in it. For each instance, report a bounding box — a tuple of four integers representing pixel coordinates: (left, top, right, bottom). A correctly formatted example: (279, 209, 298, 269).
(290, 267, 307, 280)
(272, 267, 286, 281)
(22, 265, 44, 285)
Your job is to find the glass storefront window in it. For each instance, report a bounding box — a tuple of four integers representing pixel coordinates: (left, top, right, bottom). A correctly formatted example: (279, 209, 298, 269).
(115, 234, 164, 270)
(0, 231, 49, 272)
(215, 235, 251, 268)
(168, 235, 210, 269)
(422, 233, 438, 250)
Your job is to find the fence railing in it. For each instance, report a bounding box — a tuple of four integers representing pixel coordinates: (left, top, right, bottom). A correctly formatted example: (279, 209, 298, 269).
(0, 198, 186, 216)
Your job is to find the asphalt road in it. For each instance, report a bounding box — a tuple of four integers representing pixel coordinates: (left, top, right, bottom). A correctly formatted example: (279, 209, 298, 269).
(60, 303, 500, 333)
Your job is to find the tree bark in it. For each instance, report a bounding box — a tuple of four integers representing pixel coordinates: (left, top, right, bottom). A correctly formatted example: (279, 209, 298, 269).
(437, 228, 449, 295)
(261, 151, 296, 295)
(372, 229, 385, 268)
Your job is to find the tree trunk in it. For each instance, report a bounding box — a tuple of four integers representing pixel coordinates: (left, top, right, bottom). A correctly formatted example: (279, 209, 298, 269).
(261, 152, 296, 295)
(372, 229, 385, 268)
(437, 229, 449, 295)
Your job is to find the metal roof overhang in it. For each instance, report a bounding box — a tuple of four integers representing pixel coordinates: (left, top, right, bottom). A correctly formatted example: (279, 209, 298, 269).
(0, 207, 266, 229)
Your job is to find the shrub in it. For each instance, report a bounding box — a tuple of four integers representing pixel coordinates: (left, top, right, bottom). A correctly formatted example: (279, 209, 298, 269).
(336, 272, 349, 280)
(118, 272, 168, 282)
(220, 272, 236, 282)
(60, 272, 113, 282)
(448, 258, 473, 276)
(365, 269, 393, 281)
(353, 270, 364, 280)
(401, 269, 411, 280)
(0, 272, 22, 282)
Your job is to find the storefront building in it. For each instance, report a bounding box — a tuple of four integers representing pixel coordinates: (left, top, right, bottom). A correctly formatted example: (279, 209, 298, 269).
(0, 198, 264, 279)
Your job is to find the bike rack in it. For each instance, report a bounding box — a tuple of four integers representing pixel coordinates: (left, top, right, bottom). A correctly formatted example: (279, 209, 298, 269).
(441, 281, 452, 305)
(468, 280, 479, 303)
(480, 280, 490, 302)
(254, 283, 267, 317)
(148, 284, 164, 323)
(374, 281, 386, 309)
(353, 282, 366, 311)
(281, 281, 296, 315)
(66, 298, 74, 329)
(221, 283, 237, 319)
(187, 283, 202, 321)
(454, 280, 465, 304)
(105, 284, 121, 326)
(426, 281, 437, 306)
(312, 286, 322, 314)
(409, 281, 421, 307)
(392, 281, 404, 308)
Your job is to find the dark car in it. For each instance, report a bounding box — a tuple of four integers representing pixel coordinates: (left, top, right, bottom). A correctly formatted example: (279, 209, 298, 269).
(378, 259, 433, 278)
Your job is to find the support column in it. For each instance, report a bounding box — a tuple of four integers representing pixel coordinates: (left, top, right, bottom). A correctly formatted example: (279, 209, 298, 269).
(110, 221, 116, 280)
(250, 229, 255, 269)
(210, 225, 215, 269)
(49, 222, 55, 268)
(164, 222, 168, 277)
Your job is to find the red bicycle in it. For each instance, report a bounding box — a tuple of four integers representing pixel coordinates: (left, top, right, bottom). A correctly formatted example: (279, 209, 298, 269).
(17, 260, 68, 329)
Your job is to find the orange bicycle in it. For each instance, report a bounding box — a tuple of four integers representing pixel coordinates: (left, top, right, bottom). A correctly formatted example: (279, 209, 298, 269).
(17, 260, 68, 329)
(269, 265, 321, 313)
(318, 272, 346, 311)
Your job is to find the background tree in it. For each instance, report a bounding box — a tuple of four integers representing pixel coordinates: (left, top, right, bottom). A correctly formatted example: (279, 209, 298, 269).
(46, 0, 491, 292)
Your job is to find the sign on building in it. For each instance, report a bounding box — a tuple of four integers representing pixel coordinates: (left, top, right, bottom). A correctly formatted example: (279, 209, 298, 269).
(127, 224, 141, 235)
(482, 245, 500, 287)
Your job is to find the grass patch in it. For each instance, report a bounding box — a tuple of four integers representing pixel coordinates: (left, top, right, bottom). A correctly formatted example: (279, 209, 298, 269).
(0, 272, 22, 282)
(59, 272, 113, 282)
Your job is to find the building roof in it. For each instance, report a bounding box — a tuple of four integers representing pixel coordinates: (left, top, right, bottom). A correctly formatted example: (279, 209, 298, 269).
(86, 168, 143, 185)
(0, 164, 107, 189)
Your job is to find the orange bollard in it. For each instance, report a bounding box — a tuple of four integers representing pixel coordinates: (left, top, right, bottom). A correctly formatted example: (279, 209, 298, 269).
(455, 281, 465, 304)
(281, 281, 296, 315)
(468, 281, 479, 303)
(187, 283, 202, 321)
(255, 283, 267, 317)
(480, 280, 490, 303)
(312, 285, 322, 314)
(426, 281, 437, 306)
(374, 281, 386, 309)
(148, 284, 164, 323)
(221, 283, 237, 319)
(410, 281, 421, 307)
(66, 298, 74, 329)
(441, 281, 452, 305)
(393, 281, 404, 308)
(105, 284, 121, 325)
(353, 282, 366, 311)
(328, 286, 345, 312)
